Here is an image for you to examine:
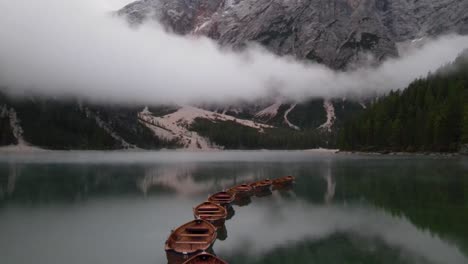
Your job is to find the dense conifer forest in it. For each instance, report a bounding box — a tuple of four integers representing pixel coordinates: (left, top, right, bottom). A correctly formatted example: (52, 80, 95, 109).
(191, 118, 329, 149)
(338, 51, 468, 152)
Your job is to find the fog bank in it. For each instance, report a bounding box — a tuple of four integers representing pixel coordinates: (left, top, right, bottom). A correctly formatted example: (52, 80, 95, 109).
(0, 0, 467, 104)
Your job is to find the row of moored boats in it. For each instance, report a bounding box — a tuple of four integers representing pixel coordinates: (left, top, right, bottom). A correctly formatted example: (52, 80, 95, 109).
(165, 175, 295, 264)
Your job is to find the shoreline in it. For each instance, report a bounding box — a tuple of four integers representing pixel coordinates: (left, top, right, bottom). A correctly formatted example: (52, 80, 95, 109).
(0, 145, 463, 156)
(337, 150, 462, 157)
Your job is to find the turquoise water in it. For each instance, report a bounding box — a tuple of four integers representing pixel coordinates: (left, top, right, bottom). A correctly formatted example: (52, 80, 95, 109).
(0, 151, 467, 264)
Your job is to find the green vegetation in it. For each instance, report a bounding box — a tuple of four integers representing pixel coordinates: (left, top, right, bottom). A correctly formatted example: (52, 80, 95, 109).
(0, 115, 16, 146)
(339, 51, 468, 152)
(0, 91, 178, 150)
(11, 97, 120, 150)
(287, 99, 327, 128)
(191, 118, 326, 149)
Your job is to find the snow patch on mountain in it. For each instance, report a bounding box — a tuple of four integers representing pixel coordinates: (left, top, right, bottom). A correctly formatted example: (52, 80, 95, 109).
(138, 106, 273, 149)
(193, 20, 212, 34)
(8, 108, 27, 146)
(318, 100, 336, 132)
(284, 104, 300, 130)
(255, 101, 282, 121)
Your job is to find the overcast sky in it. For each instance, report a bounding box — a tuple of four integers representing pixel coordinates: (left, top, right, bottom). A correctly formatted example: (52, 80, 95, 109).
(0, 0, 467, 104)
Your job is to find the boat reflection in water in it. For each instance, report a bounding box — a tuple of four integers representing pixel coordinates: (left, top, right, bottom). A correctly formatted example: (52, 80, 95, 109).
(216, 224, 228, 241)
(232, 196, 252, 207)
(225, 205, 235, 221)
(272, 184, 294, 192)
(254, 189, 273, 198)
(1, 152, 467, 264)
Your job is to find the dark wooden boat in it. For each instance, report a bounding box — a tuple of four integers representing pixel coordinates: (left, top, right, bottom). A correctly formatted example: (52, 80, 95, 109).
(255, 189, 273, 198)
(165, 219, 217, 256)
(194, 202, 227, 227)
(250, 179, 272, 192)
(208, 191, 235, 206)
(232, 196, 251, 207)
(272, 176, 295, 186)
(182, 252, 228, 264)
(228, 184, 253, 198)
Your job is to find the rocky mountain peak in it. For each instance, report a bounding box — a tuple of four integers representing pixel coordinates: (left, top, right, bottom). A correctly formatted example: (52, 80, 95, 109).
(120, 0, 468, 69)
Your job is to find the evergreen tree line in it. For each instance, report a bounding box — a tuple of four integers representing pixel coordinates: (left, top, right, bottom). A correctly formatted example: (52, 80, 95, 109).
(191, 118, 331, 149)
(0, 92, 177, 150)
(338, 51, 468, 152)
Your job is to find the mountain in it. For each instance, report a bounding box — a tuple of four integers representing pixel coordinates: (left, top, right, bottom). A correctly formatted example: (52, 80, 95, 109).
(0, 92, 337, 150)
(338, 50, 468, 152)
(1, 1, 467, 151)
(119, 0, 468, 69)
(117, 0, 468, 143)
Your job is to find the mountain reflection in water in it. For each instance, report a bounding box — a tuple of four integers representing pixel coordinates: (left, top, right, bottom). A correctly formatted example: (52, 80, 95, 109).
(0, 151, 467, 264)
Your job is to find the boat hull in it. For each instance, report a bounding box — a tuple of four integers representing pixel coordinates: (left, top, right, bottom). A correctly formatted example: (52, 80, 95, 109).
(193, 202, 227, 229)
(228, 184, 254, 199)
(166, 247, 216, 264)
(165, 220, 217, 256)
(182, 252, 228, 264)
(208, 192, 235, 207)
(250, 179, 272, 192)
(272, 176, 295, 187)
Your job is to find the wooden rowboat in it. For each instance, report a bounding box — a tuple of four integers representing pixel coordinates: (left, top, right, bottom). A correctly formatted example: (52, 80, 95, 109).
(182, 252, 228, 264)
(272, 176, 295, 186)
(165, 219, 217, 256)
(228, 184, 253, 198)
(208, 191, 235, 206)
(194, 202, 227, 227)
(250, 179, 272, 192)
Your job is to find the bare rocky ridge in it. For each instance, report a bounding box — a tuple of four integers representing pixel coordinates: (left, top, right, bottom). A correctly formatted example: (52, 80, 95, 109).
(119, 0, 468, 69)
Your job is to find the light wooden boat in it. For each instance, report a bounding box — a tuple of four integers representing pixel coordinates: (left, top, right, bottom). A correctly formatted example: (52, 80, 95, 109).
(228, 184, 253, 198)
(165, 219, 217, 256)
(182, 252, 228, 264)
(194, 202, 227, 227)
(208, 191, 235, 206)
(272, 176, 295, 186)
(249, 179, 272, 192)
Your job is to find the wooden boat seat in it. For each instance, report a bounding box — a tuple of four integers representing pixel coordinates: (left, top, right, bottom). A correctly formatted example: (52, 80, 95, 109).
(178, 234, 211, 237)
(185, 227, 209, 233)
(175, 241, 208, 244)
(198, 214, 224, 217)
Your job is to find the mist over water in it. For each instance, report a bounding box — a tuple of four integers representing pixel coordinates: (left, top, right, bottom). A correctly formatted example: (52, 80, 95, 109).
(0, 0, 467, 104)
(0, 151, 467, 264)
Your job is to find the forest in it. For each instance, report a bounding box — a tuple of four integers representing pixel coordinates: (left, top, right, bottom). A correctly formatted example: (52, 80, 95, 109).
(338, 51, 468, 152)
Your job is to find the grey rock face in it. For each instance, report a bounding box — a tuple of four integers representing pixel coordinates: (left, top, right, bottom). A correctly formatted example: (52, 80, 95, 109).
(120, 0, 468, 68)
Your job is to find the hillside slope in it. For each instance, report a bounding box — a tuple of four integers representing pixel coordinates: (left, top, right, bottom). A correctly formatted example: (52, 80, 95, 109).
(338, 50, 468, 152)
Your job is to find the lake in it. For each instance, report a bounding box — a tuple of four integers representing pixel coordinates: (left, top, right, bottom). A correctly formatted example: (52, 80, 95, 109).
(0, 151, 467, 264)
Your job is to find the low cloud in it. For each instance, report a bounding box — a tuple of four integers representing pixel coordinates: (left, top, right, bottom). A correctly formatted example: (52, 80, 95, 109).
(0, 0, 467, 104)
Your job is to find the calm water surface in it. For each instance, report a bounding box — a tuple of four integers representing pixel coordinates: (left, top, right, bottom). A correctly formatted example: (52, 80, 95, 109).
(0, 151, 467, 264)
